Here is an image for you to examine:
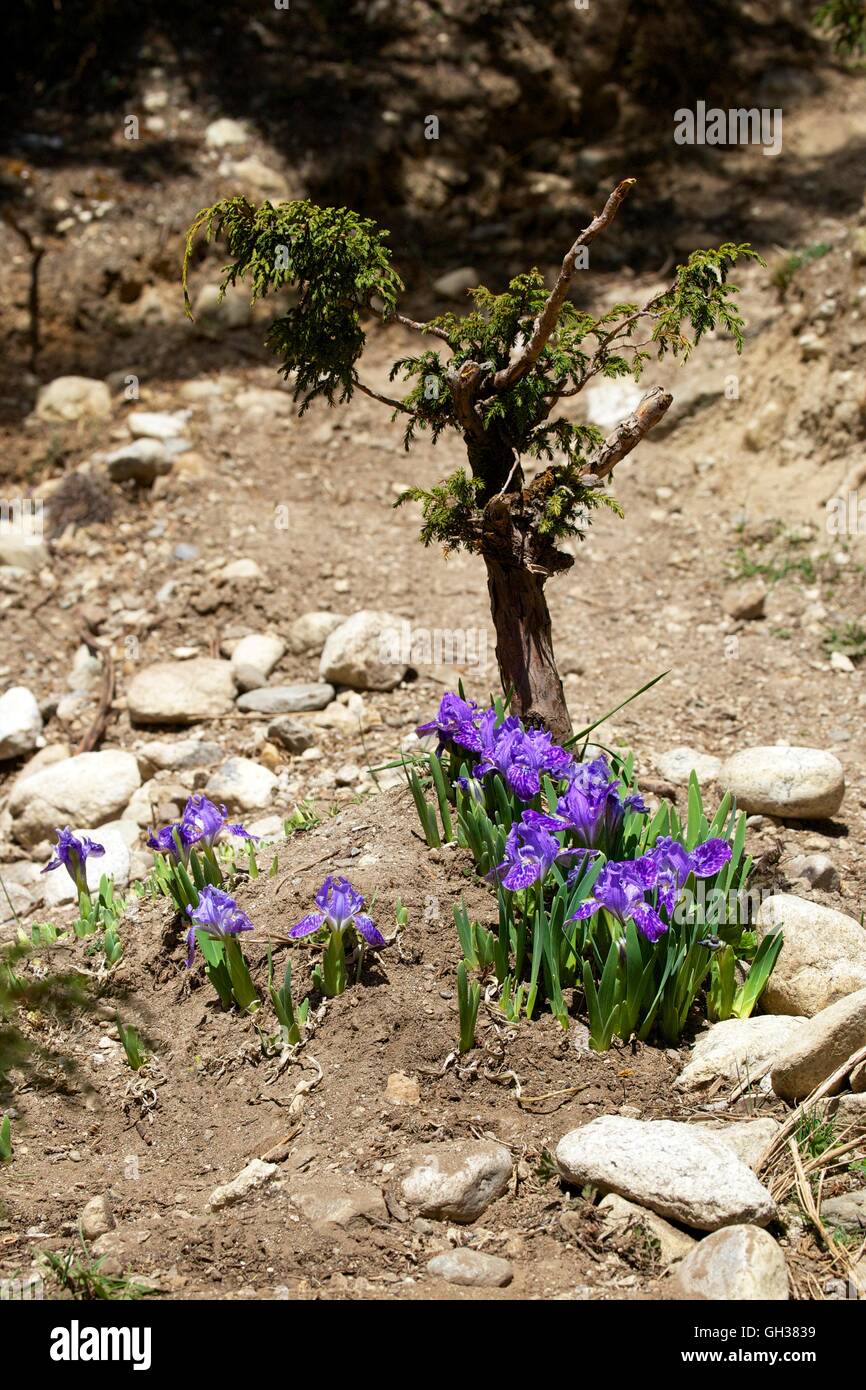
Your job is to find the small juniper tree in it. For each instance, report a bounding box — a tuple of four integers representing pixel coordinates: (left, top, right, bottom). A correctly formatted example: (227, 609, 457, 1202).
(184, 181, 759, 739)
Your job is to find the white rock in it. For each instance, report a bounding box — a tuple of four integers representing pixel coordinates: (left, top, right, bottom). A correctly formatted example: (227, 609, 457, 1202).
(67, 645, 103, 692)
(127, 410, 191, 441)
(219, 557, 262, 583)
(427, 1249, 513, 1287)
(755, 894, 866, 1015)
(105, 437, 171, 484)
(320, 609, 409, 691)
(79, 1194, 115, 1241)
(127, 659, 236, 725)
(205, 757, 277, 811)
(692, 1118, 782, 1171)
(831, 650, 856, 673)
(42, 825, 131, 906)
(228, 156, 291, 203)
(432, 266, 478, 299)
(0, 686, 43, 760)
(204, 117, 249, 148)
(675, 1015, 808, 1090)
(287, 610, 346, 655)
(192, 284, 252, 332)
(9, 750, 141, 847)
(654, 747, 721, 787)
(719, 746, 845, 819)
(598, 1193, 696, 1266)
(401, 1141, 512, 1223)
(208, 1158, 277, 1209)
(670, 1225, 789, 1300)
(771, 988, 866, 1102)
(555, 1116, 776, 1231)
(35, 376, 111, 423)
(0, 532, 48, 572)
(230, 633, 285, 691)
(584, 378, 644, 431)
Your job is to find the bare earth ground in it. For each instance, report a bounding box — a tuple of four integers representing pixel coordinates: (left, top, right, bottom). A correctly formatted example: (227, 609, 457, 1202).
(1, 60, 866, 1301)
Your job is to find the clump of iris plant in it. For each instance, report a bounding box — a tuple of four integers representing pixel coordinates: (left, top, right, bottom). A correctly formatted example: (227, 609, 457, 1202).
(288, 876, 386, 998)
(186, 884, 258, 1012)
(410, 690, 782, 1050)
(146, 795, 258, 913)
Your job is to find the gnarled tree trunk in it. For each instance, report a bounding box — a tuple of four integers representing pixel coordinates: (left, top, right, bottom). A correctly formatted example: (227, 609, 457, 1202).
(483, 551, 571, 743)
(462, 430, 573, 741)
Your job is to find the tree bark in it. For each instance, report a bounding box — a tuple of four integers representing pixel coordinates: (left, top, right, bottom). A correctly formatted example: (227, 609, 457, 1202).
(483, 551, 572, 743)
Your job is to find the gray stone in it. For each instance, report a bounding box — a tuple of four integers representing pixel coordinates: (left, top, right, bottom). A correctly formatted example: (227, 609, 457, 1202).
(676, 1015, 808, 1090)
(236, 683, 334, 715)
(136, 739, 224, 773)
(755, 895, 866, 1016)
(127, 659, 236, 725)
(287, 611, 346, 655)
(289, 1178, 387, 1227)
(598, 1193, 696, 1267)
(771, 988, 866, 1102)
(833, 1093, 866, 1129)
(208, 1158, 277, 1209)
(555, 1116, 776, 1232)
(79, 1194, 115, 1241)
(0, 686, 43, 760)
(426, 1249, 513, 1287)
(105, 438, 171, 484)
(35, 376, 111, 423)
(821, 1190, 866, 1230)
(719, 746, 845, 820)
(654, 747, 721, 787)
(782, 853, 839, 891)
(205, 757, 277, 811)
(9, 750, 141, 847)
(670, 1225, 789, 1301)
(267, 717, 314, 754)
(319, 610, 409, 691)
(401, 1141, 512, 1223)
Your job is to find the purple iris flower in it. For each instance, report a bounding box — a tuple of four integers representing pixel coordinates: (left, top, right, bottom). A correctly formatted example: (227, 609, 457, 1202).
(42, 827, 106, 897)
(185, 885, 254, 967)
(489, 810, 588, 891)
(535, 757, 646, 850)
(471, 710, 523, 778)
(648, 835, 732, 915)
(569, 857, 667, 943)
(289, 875, 386, 948)
(504, 728, 574, 800)
(416, 693, 482, 754)
(147, 794, 257, 861)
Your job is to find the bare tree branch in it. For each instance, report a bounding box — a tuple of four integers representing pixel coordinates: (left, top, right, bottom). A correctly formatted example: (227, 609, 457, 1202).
(584, 385, 672, 481)
(489, 178, 637, 395)
(355, 380, 413, 413)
